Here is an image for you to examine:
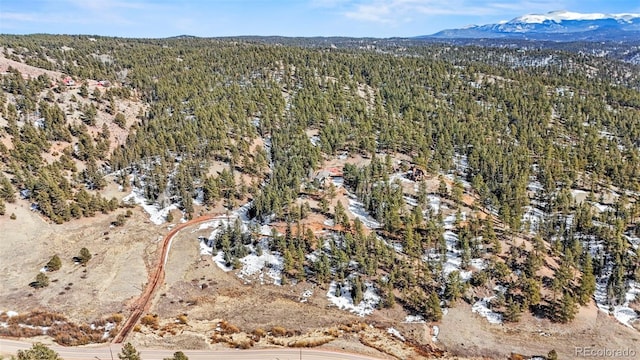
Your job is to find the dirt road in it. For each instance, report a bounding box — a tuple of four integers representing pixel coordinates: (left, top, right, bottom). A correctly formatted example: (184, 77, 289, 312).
(112, 215, 216, 343)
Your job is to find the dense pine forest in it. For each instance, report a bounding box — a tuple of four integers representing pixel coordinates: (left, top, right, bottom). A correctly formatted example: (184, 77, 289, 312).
(1, 34, 639, 328)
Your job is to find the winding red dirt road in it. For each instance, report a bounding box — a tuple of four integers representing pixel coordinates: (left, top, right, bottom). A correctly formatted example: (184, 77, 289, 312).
(112, 215, 216, 343)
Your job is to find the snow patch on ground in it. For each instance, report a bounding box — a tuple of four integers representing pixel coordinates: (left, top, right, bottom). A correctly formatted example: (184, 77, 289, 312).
(123, 188, 179, 225)
(309, 135, 321, 146)
(387, 327, 405, 341)
(597, 280, 640, 328)
(592, 203, 612, 213)
(571, 189, 588, 198)
(403, 315, 425, 323)
(428, 195, 441, 214)
(331, 176, 344, 188)
(625, 234, 640, 250)
(347, 195, 381, 229)
(403, 195, 418, 207)
(522, 205, 545, 233)
(432, 325, 439, 342)
(213, 251, 233, 272)
(300, 289, 313, 303)
(472, 297, 503, 324)
(237, 243, 284, 285)
(527, 180, 544, 193)
(471, 258, 486, 270)
(453, 153, 470, 176)
(326, 280, 380, 317)
(389, 172, 413, 183)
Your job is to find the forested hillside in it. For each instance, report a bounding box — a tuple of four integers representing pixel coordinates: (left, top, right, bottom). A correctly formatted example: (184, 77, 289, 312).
(1, 35, 639, 333)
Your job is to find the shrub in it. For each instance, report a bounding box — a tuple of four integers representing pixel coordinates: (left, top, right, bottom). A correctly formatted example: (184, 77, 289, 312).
(325, 327, 340, 337)
(31, 273, 49, 288)
(288, 336, 334, 348)
(114, 112, 126, 129)
(219, 320, 239, 334)
(46, 255, 62, 271)
(164, 351, 189, 360)
(270, 326, 287, 336)
(227, 335, 254, 349)
(141, 314, 159, 330)
(105, 313, 124, 324)
(78, 247, 92, 265)
(113, 214, 127, 227)
(252, 328, 266, 338)
(176, 314, 188, 324)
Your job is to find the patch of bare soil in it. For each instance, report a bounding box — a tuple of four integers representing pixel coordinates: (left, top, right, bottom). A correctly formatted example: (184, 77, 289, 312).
(0, 53, 64, 80)
(0, 199, 162, 323)
(438, 301, 640, 359)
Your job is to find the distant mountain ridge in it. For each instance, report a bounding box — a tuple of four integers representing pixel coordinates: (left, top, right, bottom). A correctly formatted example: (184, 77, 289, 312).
(425, 10, 640, 41)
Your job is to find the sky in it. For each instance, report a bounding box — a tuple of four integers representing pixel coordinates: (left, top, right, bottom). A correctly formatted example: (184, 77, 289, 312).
(1, 0, 639, 38)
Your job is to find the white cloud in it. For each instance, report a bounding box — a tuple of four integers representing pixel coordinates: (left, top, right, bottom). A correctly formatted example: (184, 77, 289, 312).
(0, 12, 38, 22)
(63, 0, 151, 11)
(311, 0, 354, 7)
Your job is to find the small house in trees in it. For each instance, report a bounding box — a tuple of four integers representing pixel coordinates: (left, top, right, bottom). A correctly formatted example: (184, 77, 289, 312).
(62, 76, 75, 86)
(314, 167, 344, 188)
(314, 170, 332, 188)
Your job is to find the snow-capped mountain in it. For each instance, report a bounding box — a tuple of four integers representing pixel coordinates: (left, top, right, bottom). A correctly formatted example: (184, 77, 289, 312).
(426, 10, 640, 41)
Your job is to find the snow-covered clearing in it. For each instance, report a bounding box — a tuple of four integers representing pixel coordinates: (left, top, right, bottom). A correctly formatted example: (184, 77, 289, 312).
(592, 203, 612, 213)
(123, 188, 179, 225)
(522, 205, 545, 233)
(198, 206, 283, 284)
(333, 175, 382, 230)
(427, 195, 441, 213)
(471, 297, 503, 324)
(453, 153, 470, 176)
(237, 241, 283, 285)
(425, 213, 475, 280)
(213, 251, 233, 272)
(346, 194, 381, 229)
(326, 280, 380, 317)
(595, 275, 640, 328)
(389, 172, 412, 183)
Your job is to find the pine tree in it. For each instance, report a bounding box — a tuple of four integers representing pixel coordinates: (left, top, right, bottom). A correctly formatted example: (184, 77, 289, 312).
(426, 292, 443, 321)
(17, 343, 61, 360)
(504, 298, 522, 323)
(352, 277, 363, 304)
(118, 342, 141, 360)
(444, 271, 463, 302)
(555, 291, 578, 323)
(577, 254, 596, 305)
